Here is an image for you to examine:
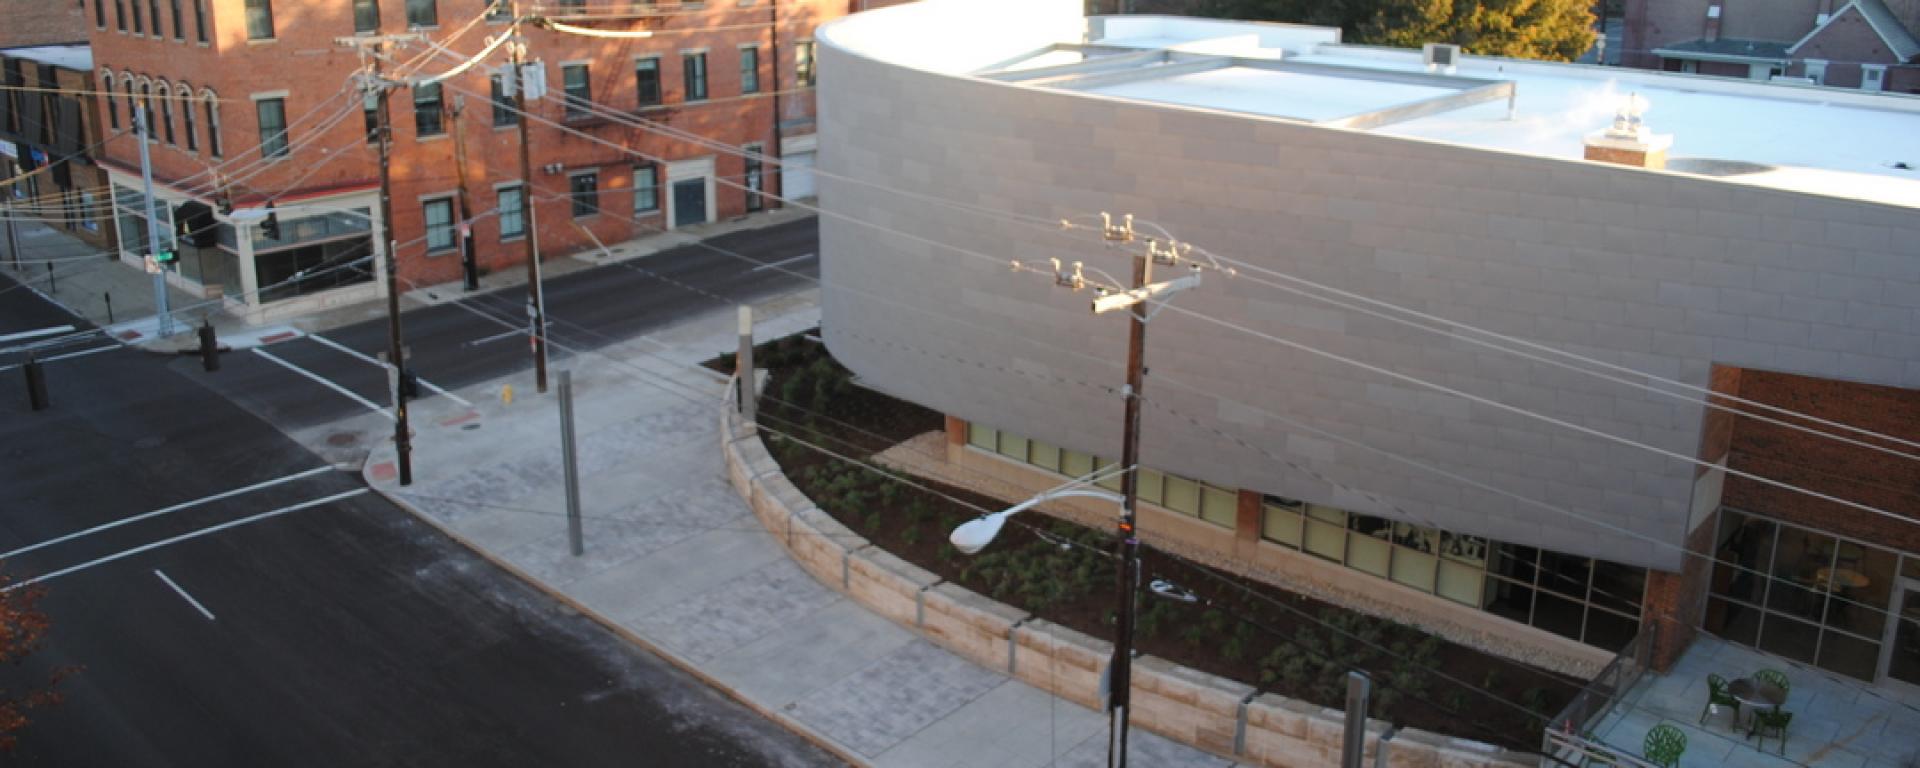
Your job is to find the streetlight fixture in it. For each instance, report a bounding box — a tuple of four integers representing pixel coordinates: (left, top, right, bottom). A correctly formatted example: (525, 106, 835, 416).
(948, 469, 1127, 555)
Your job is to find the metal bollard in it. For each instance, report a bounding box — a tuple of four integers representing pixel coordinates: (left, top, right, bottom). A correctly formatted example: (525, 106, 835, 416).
(23, 352, 48, 411)
(198, 321, 219, 372)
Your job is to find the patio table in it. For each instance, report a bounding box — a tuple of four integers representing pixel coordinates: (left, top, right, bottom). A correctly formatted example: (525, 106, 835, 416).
(1728, 678, 1786, 735)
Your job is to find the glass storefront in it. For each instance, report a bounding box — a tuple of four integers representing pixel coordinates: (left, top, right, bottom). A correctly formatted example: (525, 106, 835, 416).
(1703, 508, 1911, 683)
(966, 421, 1647, 653)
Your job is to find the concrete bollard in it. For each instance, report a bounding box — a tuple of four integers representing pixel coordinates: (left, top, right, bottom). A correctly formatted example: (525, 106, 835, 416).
(198, 321, 219, 372)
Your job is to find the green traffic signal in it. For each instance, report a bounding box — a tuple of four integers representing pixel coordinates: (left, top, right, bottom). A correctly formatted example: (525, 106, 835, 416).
(155, 249, 178, 265)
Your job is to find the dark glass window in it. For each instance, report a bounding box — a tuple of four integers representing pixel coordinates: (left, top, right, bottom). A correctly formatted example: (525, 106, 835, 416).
(423, 198, 454, 251)
(193, 0, 206, 42)
(160, 90, 175, 144)
(634, 57, 660, 106)
(169, 0, 182, 38)
(796, 41, 815, 87)
(405, 0, 436, 27)
(413, 82, 443, 137)
(115, 0, 126, 31)
(182, 96, 197, 151)
(497, 185, 524, 239)
(354, 0, 380, 33)
(569, 172, 598, 218)
(682, 52, 707, 101)
(256, 97, 287, 158)
(562, 64, 589, 117)
(739, 46, 759, 94)
(632, 165, 657, 213)
(204, 97, 221, 157)
(95, 0, 107, 28)
(131, 0, 143, 33)
(107, 80, 120, 129)
(245, 0, 274, 40)
(490, 75, 515, 126)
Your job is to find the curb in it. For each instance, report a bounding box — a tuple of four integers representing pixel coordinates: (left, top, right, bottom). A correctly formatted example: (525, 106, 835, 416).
(361, 458, 872, 768)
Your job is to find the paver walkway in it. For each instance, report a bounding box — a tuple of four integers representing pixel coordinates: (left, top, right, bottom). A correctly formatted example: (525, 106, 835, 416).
(362, 292, 1233, 767)
(1591, 634, 1920, 767)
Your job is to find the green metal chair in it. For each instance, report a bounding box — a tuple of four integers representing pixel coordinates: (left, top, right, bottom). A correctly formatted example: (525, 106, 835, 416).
(1754, 668, 1790, 697)
(1643, 723, 1687, 768)
(1698, 674, 1740, 728)
(1751, 708, 1793, 755)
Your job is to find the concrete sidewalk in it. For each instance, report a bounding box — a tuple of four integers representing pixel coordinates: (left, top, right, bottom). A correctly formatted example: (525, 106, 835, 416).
(359, 293, 1233, 767)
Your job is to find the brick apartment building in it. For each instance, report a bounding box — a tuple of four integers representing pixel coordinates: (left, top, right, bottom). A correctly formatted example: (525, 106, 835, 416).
(1622, 0, 1920, 92)
(85, 0, 887, 320)
(0, 45, 116, 251)
(0, 0, 89, 48)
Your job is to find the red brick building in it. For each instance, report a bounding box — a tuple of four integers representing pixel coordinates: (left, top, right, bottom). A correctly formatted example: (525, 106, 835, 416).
(86, 0, 886, 320)
(1623, 0, 1920, 92)
(0, 0, 89, 48)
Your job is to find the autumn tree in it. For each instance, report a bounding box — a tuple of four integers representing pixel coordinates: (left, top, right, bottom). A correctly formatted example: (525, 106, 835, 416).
(1203, 0, 1598, 62)
(0, 575, 62, 751)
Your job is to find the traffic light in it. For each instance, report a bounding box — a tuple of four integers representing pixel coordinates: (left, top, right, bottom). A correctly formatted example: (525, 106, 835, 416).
(216, 196, 232, 215)
(261, 203, 280, 241)
(154, 248, 177, 265)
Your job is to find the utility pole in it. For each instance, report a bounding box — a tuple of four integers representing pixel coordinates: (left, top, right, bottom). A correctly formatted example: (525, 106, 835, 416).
(1087, 213, 1201, 768)
(766, 0, 783, 208)
(510, 5, 550, 393)
(449, 94, 481, 291)
(338, 35, 419, 486)
(135, 104, 172, 337)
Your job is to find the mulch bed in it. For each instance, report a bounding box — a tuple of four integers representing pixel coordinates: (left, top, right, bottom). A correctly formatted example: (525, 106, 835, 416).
(715, 334, 1583, 753)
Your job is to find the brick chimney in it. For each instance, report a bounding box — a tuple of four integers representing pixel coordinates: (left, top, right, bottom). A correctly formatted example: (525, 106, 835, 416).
(1584, 96, 1672, 169)
(1704, 3, 1724, 43)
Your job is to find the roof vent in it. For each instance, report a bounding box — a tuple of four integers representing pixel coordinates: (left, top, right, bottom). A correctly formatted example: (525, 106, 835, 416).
(1584, 94, 1672, 169)
(1423, 43, 1460, 74)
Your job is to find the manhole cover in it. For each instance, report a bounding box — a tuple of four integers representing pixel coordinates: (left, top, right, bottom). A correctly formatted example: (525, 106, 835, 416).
(326, 432, 360, 446)
(461, 423, 482, 431)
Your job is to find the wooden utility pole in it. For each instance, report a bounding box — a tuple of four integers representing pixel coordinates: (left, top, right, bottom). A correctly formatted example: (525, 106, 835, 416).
(510, 4, 549, 393)
(1088, 214, 1201, 768)
(337, 35, 418, 486)
(766, 0, 783, 208)
(450, 95, 481, 291)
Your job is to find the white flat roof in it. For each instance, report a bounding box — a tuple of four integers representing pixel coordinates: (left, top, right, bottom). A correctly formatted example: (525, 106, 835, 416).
(1054, 23, 1920, 208)
(2, 45, 93, 72)
(1084, 65, 1458, 123)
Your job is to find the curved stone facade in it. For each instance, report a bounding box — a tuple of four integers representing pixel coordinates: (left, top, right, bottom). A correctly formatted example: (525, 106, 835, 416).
(815, 0, 1920, 572)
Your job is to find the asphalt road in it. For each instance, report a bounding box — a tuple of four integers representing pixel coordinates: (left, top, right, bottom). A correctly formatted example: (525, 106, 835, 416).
(0, 223, 838, 766)
(202, 217, 818, 431)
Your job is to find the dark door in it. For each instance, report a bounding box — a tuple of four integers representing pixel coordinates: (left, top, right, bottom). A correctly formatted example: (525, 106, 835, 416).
(672, 178, 706, 228)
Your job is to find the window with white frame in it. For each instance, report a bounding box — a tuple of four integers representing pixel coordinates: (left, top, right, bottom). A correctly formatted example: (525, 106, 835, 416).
(423, 197, 454, 251)
(497, 185, 524, 239)
(632, 164, 658, 214)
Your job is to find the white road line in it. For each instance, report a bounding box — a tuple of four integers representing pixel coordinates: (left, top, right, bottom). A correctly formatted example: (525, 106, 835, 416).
(306, 333, 472, 407)
(154, 569, 216, 621)
(0, 344, 122, 373)
(0, 466, 336, 560)
(251, 347, 396, 421)
(5, 488, 369, 592)
(462, 328, 522, 348)
(0, 325, 76, 343)
(750, 252, 815, 272)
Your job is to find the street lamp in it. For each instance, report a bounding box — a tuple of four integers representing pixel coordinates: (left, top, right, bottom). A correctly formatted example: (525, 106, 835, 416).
(956, 483, 1128, 556)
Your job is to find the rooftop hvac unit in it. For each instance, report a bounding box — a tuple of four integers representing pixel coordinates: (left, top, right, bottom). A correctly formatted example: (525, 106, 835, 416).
(1423, 43, 1460, 74)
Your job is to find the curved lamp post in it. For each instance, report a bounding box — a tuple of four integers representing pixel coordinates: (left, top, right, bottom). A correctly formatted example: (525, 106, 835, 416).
(948, 485, 1124, 555)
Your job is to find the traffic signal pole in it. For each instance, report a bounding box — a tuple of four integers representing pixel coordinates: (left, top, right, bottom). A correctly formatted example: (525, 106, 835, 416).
(135, 104, 172, 337)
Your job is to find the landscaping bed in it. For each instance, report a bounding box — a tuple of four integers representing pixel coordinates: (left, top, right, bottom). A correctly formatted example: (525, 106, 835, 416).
(717, 334, 1582, 754)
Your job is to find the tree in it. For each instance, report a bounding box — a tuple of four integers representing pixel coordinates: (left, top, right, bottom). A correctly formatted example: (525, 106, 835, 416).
(1203, 0, 1597, 62)
(0, 575, 63, 751)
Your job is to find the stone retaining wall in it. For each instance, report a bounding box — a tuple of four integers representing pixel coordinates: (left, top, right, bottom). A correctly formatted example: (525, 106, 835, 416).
(721, 401, 1533, 768)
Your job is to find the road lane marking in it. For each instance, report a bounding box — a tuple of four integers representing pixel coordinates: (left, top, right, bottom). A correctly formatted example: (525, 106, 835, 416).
(0, 344, 122, 373)
(305, 333, 472, 407)
(0, 325, 76, 343)
(462, 328, 522, 348)
(154, 569, 215, 621)
(0, 466, 337, 560)
(251, 347, 395, 420)
(750, 252, 815, 272)
(5, 488, 369, 591)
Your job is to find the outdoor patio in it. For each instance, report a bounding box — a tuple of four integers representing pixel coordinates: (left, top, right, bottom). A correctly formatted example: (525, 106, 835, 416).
(1587, 634, 1920, 767)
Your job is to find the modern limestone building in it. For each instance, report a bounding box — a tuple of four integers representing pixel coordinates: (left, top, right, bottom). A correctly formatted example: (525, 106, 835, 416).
(814, 0, 1920, 685)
